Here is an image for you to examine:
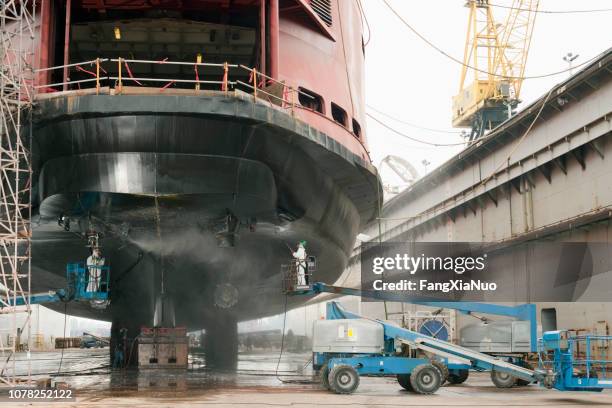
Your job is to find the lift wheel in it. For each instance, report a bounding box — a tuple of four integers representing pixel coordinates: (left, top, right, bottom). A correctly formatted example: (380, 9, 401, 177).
(430, 360, 449, 385)
(319, 362, 331, 390)
(409, 363, 442, 394)
(447, 369, 469, 385)
(491, 369, 517, 388)
(328, 364, 360, 394)
(397, 373, 413, 391)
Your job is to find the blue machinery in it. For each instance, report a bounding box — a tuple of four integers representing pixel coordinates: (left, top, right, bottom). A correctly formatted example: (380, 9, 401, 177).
(1, 263, 110, 307)
(294, 282, 538, 352)
(539, 331, 612, 392)
(287, 282, 612, 395)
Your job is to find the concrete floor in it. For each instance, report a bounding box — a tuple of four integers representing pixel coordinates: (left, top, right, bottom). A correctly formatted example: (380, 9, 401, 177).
(2, 349, 611, 407)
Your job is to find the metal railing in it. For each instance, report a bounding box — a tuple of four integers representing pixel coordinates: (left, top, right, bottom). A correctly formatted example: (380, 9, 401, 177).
(281, 256, 316, 293)
(34, 57, 314, 114)
(538, 334, 611, 380)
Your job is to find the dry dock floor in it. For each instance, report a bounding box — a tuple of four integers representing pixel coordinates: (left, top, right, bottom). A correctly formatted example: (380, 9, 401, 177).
(2, 349, 610, 407)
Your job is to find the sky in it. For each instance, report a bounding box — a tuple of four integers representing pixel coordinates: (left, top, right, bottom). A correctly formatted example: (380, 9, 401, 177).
(362, 0, 612, 190)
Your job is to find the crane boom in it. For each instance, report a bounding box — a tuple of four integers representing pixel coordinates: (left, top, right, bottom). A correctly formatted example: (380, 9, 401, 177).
(453, 0, 539, 141)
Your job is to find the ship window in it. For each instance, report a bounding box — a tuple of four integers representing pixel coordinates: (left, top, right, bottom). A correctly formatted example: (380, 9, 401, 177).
(298, 87, 324, 114)
(352, 119, 362, 140)
(331, 103, 347, 127)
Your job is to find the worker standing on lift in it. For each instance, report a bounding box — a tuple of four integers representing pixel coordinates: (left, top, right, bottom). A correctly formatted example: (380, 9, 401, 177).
(86, 247, 105, 292)
(292, 241, 308, 286)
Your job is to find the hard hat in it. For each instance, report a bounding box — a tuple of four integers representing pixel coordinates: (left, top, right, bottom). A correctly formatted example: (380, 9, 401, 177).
(299, 240, 307, 246)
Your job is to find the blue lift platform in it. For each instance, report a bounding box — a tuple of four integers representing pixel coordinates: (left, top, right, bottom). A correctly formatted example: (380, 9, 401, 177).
(1, 263, 110, 308)
(285, 280, 612, 395)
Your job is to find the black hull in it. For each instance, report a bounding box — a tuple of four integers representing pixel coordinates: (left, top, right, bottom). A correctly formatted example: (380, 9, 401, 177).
(31, 91, 380, 327)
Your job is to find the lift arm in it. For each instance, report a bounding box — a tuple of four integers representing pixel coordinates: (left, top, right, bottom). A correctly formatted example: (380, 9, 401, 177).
(326, 301, 547, 385)
(1, 263, 110, 308)
(1, 289, 67, 307)
(293, 282, 537, 351)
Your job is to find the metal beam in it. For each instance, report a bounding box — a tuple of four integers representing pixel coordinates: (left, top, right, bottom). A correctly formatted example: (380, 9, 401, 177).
(589, 139, 605, 159)
(571, 147, 586, 170)
(553, 156, 567, 175)
(510, 178, 522, 194)
(537, 162, 552, 183)
(260, 0, 266, 75)
(525, 172, 536, 189)
(269, 0, 279, 78)
(486, 190, 498, 207)
(63, 0, 72, 90)
(466, 201, 477, 216)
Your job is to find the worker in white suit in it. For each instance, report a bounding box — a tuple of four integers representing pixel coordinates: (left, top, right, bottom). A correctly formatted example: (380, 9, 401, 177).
(86, 247, 105, 292)
(292, 241, 308, 286)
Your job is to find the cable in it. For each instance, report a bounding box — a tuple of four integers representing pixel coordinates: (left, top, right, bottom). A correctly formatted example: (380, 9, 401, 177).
(367, 104, 463, 134)
(480, 87, 553, 186)
(274, 294, 317, 385)
(376, 87, 554, 222)
(356, 0, 372, 46)
(367, 112, 467, 147)
(487, 2, 612, 14)
(56, 302, 68, 374)
(13, 355, 107, 362)
(275, 294, 288, 381)
(34, 366, 110, 378)
(381, 0, 597, 80)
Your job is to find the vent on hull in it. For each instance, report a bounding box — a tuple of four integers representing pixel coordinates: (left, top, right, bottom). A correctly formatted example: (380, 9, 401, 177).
(310, 0, 332, 26)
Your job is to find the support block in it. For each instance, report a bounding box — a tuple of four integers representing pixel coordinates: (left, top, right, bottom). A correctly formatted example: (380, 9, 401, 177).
(138, 327, 188, 369)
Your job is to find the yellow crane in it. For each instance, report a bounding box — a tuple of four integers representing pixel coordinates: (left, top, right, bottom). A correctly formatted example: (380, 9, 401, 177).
(452, 0, 539, 141)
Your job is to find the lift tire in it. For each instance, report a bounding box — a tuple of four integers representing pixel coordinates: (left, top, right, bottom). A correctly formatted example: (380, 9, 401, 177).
(515, 362, 534, 386)
(515, 378, 531, 386)
(430, 360, 449, 385)
(397, 374, 414, 391)
(409, 364, 442, 395)
(319, 363, 331, 390)
(447, 369, 469, 385)
(491, 369, 517, 388)
(328, 364, 360, 394)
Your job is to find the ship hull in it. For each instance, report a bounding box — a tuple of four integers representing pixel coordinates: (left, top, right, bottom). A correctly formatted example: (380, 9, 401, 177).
(32, 90, 380, 327)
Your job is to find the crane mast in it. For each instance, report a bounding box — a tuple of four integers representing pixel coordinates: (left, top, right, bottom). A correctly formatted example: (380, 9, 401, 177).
(453, 0, 539, 141)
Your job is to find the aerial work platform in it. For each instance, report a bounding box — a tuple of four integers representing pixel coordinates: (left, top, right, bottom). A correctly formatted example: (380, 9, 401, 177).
(284, 278, 612, 395)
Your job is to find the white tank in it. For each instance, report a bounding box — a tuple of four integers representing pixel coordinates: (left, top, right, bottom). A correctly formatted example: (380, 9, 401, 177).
(312, 318, 384, 353)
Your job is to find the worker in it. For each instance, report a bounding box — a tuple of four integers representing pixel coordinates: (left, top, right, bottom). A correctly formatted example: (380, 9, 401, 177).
(86, 247, 105, 292)
(292, 240, 308, 286)
(113, 328, 128, 369)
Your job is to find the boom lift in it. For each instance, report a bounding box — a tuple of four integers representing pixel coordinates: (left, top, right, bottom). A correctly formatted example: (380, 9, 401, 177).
(283, 269, 612, 395)
(1, 263, 110, 308)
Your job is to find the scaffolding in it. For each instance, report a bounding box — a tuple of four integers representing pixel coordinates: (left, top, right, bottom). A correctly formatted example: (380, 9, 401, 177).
(0, 0, 35, 386)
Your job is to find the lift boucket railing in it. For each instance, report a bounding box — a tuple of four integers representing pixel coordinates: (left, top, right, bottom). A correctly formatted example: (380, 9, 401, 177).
(34, 58, 314, 114)
(281, 257, 316, 293)
(1, 263, 110, 308)
(538, 331, 612, 390)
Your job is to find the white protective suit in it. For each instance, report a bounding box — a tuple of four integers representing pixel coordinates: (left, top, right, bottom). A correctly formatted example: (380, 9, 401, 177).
(86, 254, 105, 292)
(292, 243, 307, 286)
